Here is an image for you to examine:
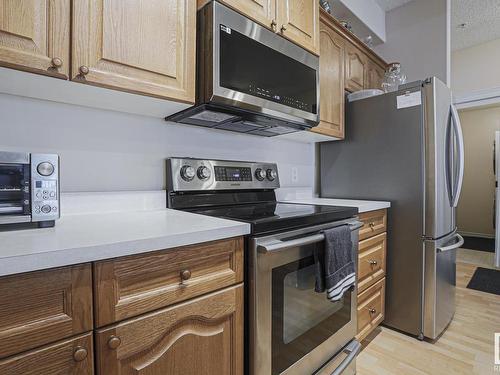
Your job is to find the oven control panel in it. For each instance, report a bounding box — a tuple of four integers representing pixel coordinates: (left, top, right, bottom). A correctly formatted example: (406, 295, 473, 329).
(167, 158, 280, 192)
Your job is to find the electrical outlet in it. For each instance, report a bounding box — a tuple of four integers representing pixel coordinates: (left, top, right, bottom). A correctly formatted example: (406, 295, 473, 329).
(291, 167, 298, 183)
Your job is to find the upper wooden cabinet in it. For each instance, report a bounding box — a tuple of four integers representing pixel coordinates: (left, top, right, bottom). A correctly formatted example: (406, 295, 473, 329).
(0, 0, 70, 78)
(212, 0, 319, 55)
(365, 59, 385, 90)
(344, 43, 367, 92)
(95, 284, 244, 375)
(312, 15, 344, 138)
(221, 0, 276, 29)
(71, 0, 196, 103)
(277, 0, 320, 55)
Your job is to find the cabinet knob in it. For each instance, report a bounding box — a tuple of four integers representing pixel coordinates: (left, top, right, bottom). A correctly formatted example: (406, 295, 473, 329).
(73, 347, 88, 362)
(180, 269, 192, 281)
(368, 260, 378, 266)
(51, 57, 63, 68)
(369, 222, 375, 229)
(79, 65, 90, 76)
(271, 19, 277, 31)
(108, 335, 121, 350)
(368, 308, 377, 314)
(281, 25, 287, 33)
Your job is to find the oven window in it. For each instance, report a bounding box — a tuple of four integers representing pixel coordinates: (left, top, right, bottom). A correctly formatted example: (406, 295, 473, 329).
(0, 164, 30, 215)
(272, 256, 353, 375)
(219, 27, 317, 114)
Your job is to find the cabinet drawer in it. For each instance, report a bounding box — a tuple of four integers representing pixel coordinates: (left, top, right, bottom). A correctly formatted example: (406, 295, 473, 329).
(356, 278, 385, 342)
(358, 233, 386, 293)
(95, 284, 243, 375)
(0, 264, 93, 358)
(358, 209, 387, 240)
(0, 332, 93, 375)
(94, 237, 244, 327)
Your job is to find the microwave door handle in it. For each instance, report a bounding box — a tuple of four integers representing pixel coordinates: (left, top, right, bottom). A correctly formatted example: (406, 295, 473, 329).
(330, 340, 362, 375)
(258, 221, 363, 253)
(450, 104, 465, 208)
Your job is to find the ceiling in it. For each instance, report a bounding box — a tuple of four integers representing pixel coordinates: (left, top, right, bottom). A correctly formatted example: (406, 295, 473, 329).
(451, 0, 500, 51)
(375, 0, 500, 51)
(374, 0, 413, 11)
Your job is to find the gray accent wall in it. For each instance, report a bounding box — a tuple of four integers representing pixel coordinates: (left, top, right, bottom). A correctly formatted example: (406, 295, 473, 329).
(0, 93, 315, 192)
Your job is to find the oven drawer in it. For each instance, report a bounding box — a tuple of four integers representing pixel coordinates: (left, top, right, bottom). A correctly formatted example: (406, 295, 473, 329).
(358, 209, 387, 240)
(93, 237, 244, 327)
(358, 232, 386, 293)
(356, 278, 385, 341)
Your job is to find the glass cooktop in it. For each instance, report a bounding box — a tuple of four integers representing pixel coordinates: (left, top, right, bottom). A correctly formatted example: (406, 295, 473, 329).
(190, 202, 358, 235)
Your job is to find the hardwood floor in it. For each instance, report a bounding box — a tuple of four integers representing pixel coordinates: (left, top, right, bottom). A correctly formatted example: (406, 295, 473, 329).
(357, 256, 500, 375)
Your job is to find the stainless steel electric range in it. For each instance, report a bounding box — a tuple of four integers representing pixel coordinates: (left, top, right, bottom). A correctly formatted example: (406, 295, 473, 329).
(166, 157, 362, 375)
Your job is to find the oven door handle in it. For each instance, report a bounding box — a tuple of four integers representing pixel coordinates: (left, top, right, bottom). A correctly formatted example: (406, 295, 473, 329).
(329, 340, 361, 375)
(257, 221, 363, 253)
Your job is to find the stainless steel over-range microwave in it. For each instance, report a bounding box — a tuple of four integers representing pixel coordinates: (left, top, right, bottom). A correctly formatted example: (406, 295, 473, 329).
(167, 1, 320, 137)
(0, 152, 60, 228)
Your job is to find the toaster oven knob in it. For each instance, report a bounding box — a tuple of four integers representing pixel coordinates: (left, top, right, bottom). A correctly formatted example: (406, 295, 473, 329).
(41, 205, 51, 214)
(266, 169, 277, 181)
(37, 162, 55, 176)
(197, 166, 211, 180)
(180, 165, 195, 181)
(255, 168, 266, 181)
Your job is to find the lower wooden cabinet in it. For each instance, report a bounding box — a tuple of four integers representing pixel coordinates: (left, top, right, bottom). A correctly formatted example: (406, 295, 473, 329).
(356, 278, 385, 341)
(0, 332, 94, 375)
(95, 284, 244, 375)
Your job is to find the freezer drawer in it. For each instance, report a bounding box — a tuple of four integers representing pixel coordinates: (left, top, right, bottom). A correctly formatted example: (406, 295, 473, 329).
(423, 232, 462, 339)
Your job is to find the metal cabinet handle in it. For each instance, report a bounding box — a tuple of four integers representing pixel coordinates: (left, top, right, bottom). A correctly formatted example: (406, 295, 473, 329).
(369, 222, 375, 229)
(51, 57, 63, 69)
(368, 260, 378, 266)
(271, 19, 277, 31)
(108, 336, 121, 349)
(79, 65, 90, 76)
(281, 25, 287, 33)
(180, 269, 192, 281)
(369, 308, 377, 314)
(330, 340, 361, 375)
(73, 347, 88, 362)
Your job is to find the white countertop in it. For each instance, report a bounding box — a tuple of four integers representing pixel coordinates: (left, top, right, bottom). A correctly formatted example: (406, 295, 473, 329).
(0, 209, 250, 277)
(282, 198, 391, 213)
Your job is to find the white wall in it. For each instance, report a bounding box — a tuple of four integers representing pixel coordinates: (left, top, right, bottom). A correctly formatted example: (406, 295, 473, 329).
(452, 38, 500, 97)
(0, 94, 315, 192)
(374, 0, 450, 85)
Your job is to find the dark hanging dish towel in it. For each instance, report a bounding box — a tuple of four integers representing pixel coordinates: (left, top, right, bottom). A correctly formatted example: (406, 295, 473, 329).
(313, 225, 355, 302)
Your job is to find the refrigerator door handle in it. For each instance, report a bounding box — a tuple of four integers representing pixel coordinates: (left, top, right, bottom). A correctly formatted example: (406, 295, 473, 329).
(437, 233, 464, 253)
(450, 104, 465, 208)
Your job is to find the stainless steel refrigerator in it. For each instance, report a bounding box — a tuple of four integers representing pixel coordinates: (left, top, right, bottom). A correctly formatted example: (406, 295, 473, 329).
(320, 77, 465, 340)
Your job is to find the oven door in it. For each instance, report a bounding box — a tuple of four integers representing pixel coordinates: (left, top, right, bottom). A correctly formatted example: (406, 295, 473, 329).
(0, 153, 31, 224)
(249, 219, 362, 375)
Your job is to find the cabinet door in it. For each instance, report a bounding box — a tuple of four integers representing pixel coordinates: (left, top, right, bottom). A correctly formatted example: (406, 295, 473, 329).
(344, 43, 366, 92)
(312, 20, 344, 138)
(221, 0, 276, 30)
(277, 0, 320, 55)
(0, 0, 70, 78)
(72, 0, 196, 103)
(96, 284, 244, 375)
(0, 333, 94, 375)
(365, 59, 385, 90)
(0, 264, 93, 359)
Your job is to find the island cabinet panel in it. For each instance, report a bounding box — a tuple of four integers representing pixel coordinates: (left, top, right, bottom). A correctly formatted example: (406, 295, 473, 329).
(93, 237, 244, 327)
(0, 264, 93, 359)
(0, 333, 94, 375)
(95, 284, 244, 375)
(71, 0, 196, 102)
(0, 0, 70, 78)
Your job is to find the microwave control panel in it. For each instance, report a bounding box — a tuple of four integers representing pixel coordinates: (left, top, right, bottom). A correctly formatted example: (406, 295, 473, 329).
(31, 154, 60, 222)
